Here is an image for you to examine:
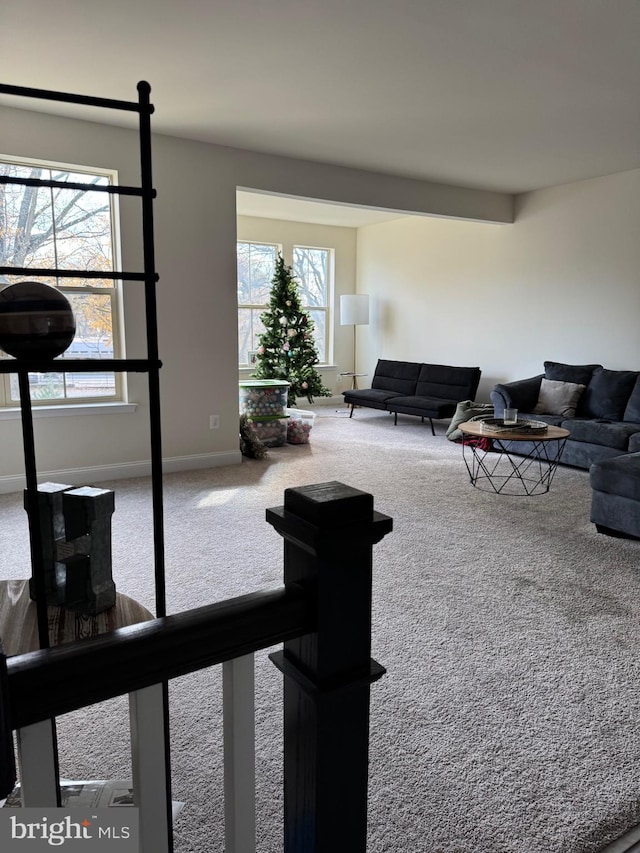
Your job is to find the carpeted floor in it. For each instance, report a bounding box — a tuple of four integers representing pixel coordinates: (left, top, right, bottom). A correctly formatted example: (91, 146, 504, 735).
(2, 406, 640, 852)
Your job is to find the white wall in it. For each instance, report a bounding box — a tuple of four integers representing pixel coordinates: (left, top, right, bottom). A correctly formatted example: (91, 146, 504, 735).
(0, 103, 509, 489)
(356, 169, 640, 401)
(236, 215, 358, 397)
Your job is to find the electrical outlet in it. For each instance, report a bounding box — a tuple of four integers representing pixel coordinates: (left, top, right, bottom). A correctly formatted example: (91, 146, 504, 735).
(209, 415, 220, 429)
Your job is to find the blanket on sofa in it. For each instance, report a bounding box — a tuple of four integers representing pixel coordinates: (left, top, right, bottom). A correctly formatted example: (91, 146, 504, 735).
(446, 400, 494, 441)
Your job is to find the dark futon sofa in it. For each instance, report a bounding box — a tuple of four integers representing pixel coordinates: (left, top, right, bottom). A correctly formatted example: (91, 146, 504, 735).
(343, 359, 482, 435)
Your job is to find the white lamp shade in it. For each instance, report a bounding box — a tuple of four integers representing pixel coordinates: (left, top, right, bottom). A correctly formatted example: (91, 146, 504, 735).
(340, 294, 369, 326)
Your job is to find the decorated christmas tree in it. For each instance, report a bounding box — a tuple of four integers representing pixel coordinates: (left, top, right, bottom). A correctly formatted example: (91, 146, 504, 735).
(252, 255, 331, 406)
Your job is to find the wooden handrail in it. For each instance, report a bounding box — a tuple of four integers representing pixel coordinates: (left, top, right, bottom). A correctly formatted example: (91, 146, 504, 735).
(5, 584, 312, 729)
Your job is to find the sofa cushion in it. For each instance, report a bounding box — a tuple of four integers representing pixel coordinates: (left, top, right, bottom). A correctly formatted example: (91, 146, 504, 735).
(544, 361, 601, 415)
(415, 364, 480, 402)
(583, 367, 638, 420)
(387, 395, 459, 418)
(533, 378, 585, 417)
(343, 388, 404, 407)
(544, 361, 601, 385)
(415, 364, 481, 401)
(371, 359, 421, 395)
(590, 453, 640, 502)
(624, 376, 640, 423)
(561, 418, 640, 451)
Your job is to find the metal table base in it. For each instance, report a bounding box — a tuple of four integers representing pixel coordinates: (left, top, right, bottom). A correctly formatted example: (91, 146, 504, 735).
(462, 435, 569, 496)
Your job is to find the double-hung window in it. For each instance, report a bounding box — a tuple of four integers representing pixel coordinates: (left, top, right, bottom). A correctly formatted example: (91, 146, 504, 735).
(0, 157, 122, 405)
(237, 242, 332, 365)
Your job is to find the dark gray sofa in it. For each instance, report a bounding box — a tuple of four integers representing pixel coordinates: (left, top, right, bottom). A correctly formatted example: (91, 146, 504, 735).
(344, 359, 481, 435)
(490, 361, 640, 469)
(590, 453, 640, 539)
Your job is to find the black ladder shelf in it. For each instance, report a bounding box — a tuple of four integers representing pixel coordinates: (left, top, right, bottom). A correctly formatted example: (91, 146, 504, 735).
(0, 81, 166, 643)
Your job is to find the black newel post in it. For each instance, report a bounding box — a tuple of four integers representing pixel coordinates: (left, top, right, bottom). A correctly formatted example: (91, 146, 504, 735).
(268, 481, 393, 853)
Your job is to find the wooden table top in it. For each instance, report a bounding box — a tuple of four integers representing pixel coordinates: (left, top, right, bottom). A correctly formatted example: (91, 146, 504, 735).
(0, 579, 154, 656)
(458, 421, 570, 441)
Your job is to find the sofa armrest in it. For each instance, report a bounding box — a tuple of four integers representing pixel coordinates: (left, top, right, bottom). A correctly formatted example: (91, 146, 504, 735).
(490, 375, 543, 416)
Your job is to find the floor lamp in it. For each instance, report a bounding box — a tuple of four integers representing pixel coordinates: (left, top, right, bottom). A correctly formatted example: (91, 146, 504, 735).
(340, 294, 369, 389)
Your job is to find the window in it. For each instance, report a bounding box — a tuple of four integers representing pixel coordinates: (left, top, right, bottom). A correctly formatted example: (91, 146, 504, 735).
(237, 241, 277, 365)
(237, 242, 332, 365)
(0, 157, 122, 405)
(292, 246, 330, 364)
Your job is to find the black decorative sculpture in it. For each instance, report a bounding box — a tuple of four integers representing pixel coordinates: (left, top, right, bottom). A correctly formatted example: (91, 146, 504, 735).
(25, 482, 116, 615)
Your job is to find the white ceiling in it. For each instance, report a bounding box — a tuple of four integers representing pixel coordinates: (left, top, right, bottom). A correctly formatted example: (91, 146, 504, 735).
(2, 0, 639, 196)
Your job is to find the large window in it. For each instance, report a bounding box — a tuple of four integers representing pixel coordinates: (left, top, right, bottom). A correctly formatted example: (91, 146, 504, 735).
(0, 158, 122, 405)
(237, 242, 332, 365)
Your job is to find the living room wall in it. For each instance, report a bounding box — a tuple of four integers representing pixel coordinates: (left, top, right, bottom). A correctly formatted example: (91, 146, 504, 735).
(0, 102, 508, 490)
(355, 168, 640, 401)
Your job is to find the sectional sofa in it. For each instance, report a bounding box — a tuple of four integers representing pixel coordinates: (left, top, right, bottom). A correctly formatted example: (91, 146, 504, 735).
(490, 360, 640, 469)
(343, 359, 482, 434)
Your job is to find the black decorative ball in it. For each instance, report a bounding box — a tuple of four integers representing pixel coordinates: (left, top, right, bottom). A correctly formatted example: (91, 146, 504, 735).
(0, 281, 76, 360)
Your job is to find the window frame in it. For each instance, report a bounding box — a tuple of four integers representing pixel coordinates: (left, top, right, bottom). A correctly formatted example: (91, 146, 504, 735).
(0, 154, 125, 407)
(237, 240, 334, 367)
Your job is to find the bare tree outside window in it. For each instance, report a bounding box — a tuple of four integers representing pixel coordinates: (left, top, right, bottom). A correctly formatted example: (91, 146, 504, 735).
(237, 241, 277, 364)
(293, 246, 330, 364)
(0, 160, 121, 404)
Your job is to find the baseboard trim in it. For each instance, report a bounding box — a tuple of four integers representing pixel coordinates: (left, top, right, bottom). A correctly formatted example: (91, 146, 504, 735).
(0, 451, 242, 495)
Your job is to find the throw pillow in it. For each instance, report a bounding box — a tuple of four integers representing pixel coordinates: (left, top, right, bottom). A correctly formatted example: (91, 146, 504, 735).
(544, 361, 600, 386)
(533, 378, 585, 417)
(585, 367, 639, 420)
(624, 375, 640, 423)
(544, 361, 601, 416)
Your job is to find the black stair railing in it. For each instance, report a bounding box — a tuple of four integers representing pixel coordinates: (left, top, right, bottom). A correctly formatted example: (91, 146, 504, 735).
(0, 481, 392, 853)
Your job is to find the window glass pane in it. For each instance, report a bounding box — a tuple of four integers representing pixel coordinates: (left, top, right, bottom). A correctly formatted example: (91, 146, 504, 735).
(251, 309, 266, 354)
(238, 307, 252, 364)
(237, 244, 251, 304)
(293, 247, 328, 308)
(248, 245, 276, 304)
(9, 369, 116, 402)
(52, 174, 113, 285)
(237, 242, 276, 364)
(0, 164, 56, 272)
(308, 309, 326, 363)
(10, 373, 65, 403)
(237, 242, 277, 306)
(65, 370, 116, 398)
(63, 292, 114, 357)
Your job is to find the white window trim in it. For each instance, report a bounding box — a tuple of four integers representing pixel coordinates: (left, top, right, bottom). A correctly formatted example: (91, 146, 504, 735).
(0, 402, 137, 420)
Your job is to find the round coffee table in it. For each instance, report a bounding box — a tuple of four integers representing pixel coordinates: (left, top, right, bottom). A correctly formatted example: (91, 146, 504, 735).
(458, 421, 570, 496)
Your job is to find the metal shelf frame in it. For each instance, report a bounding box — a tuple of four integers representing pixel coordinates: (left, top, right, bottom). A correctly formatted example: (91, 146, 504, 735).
(0, 82, 167, 635)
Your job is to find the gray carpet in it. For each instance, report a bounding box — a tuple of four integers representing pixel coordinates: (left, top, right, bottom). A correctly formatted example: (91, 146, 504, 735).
(2, 406, 640, 852)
